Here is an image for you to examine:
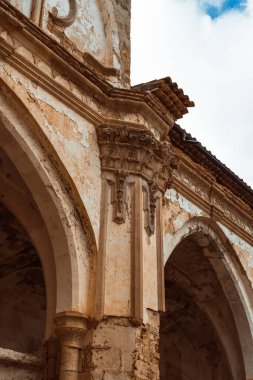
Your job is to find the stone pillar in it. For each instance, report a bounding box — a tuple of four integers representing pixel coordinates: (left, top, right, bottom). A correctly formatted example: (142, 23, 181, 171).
(81, 312, 160, 379)
(89, 124, 179, 379)
(54, 312, 88, 380)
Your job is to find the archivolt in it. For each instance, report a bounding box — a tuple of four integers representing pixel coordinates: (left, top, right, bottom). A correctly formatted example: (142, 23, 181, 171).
(0, 79, 98, 329)
(165, 216, 253, 379)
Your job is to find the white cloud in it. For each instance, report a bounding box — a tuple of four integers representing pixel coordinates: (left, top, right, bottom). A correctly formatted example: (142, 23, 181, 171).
(131, 0, 253, 187)
(199, 0, 225, 8)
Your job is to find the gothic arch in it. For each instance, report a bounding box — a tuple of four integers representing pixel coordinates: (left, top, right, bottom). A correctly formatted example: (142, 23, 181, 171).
(163, 216, 253, 379)
(0, 79, 98, 337)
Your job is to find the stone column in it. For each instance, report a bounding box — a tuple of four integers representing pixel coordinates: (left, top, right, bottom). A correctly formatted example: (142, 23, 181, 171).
(54, 312, 88, 380)
(86, 123, 179, 379)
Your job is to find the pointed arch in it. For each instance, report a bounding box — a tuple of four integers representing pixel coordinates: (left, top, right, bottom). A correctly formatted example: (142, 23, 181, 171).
(0, 79, 98, 337)
(164, 216, 253, 379)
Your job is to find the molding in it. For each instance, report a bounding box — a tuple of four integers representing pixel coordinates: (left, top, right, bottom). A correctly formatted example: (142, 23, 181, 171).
(0, 1, 182, 135)
(49, 0, 77, 28)
(54, 311, 88, 335)
(83, 52, 119, 77)
(96, 124, 179, 235)
(156, 196, 165, 312)
(0, 37, 14, 61)
(132, 177, 144, 320)
(0, 35, 172, 136)
(30, 0, 44, 25)
(172, 153, 253, 246)
(95, 178, 109, 317)
(171, 124, 253, 213)
(0, 36, 104, 126)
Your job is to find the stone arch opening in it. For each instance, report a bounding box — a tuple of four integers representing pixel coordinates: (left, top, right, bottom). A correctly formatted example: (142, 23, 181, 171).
(160, 217, 253, 380)
(0, 142, 50, 376)
(0, 77, 98, 377)
(0, 79, 98, 329)
(0, 201, 46, 354)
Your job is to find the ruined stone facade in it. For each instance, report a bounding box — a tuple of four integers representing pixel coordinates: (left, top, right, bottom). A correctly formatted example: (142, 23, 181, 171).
(0, 1, 253, 379)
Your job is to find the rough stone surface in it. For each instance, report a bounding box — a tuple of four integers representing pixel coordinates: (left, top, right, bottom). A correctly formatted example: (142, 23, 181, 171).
(1, 1, 253, 379)
(81, 314, 159, 379)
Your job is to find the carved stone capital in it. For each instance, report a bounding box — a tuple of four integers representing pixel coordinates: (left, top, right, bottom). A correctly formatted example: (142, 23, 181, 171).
(54, 312, 88, 347)
(97, 124, 179, 234)
(54, 312, 88, 379)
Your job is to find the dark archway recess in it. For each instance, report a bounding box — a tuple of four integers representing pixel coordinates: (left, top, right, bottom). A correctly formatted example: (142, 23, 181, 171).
(0, 202, 46, 354)
(160, 234, 245, 380)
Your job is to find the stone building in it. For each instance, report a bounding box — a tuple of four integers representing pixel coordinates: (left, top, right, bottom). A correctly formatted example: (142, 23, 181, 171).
(0, 0, 253, 379)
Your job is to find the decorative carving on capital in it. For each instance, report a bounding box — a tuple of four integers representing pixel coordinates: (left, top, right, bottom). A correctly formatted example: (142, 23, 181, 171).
(55, 326, 86, 345)
(49, 0, 77, 27)
(54, 312, 88, 347)
(97, 125, 179, 234)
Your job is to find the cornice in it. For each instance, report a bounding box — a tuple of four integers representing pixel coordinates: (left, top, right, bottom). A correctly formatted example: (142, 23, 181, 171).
(133, 77, 194, 120)
(0, 35, 170, 136)
(0, 37, 104, 126)
(172, 152, 253, 246)
(0, 1, 192, 136)
(170, 124, 253, 209)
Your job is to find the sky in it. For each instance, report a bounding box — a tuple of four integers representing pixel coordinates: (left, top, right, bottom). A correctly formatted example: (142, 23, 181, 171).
(131, 0, 253, 188)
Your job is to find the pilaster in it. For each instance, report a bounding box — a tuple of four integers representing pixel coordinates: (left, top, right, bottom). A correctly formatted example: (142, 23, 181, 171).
(92, 124, 178, 378)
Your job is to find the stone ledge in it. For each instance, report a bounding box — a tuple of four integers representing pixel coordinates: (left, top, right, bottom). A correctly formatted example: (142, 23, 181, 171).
(0, 347, 42, 368)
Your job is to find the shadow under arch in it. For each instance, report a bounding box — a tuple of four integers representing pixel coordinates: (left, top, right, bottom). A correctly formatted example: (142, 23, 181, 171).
(163, 216, 253, 379)
(0, 79, 98, 336)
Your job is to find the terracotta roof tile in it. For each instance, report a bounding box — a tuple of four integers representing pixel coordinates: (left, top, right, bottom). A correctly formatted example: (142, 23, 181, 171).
(170, 124, 253, 209)
(132, 77, 194, 120)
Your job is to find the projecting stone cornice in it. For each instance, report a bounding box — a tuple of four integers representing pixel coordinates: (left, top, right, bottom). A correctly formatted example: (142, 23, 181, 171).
(133, 78, 194, 120)
(0, 0, 193, 137)
(171, 150, 253, 247)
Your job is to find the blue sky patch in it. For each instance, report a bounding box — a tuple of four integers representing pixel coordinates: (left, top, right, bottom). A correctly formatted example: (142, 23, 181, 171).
(202, 0, 247, 19)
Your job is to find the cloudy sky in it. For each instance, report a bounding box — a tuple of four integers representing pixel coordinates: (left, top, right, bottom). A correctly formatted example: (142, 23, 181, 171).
(131, 0, 253, 187)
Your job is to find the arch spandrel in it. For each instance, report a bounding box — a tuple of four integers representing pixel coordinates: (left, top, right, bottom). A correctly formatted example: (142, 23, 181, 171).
(164, 216, 253, 379)
(0, 78, 98, 322)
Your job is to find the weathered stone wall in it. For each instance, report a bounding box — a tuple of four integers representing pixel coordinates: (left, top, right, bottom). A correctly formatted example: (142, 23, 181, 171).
(0, 364, 42, 380)
(164, 186, 253, 294)
(162, 162, 253, 379)
(1, 1, 253, 379)
(6, 0, 131, 87)
(81, 313, 159, 379)
(0, 349, 43, 380)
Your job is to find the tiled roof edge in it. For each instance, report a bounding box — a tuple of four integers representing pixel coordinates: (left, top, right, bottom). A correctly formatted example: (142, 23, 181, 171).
(170, 124, 253, 208)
